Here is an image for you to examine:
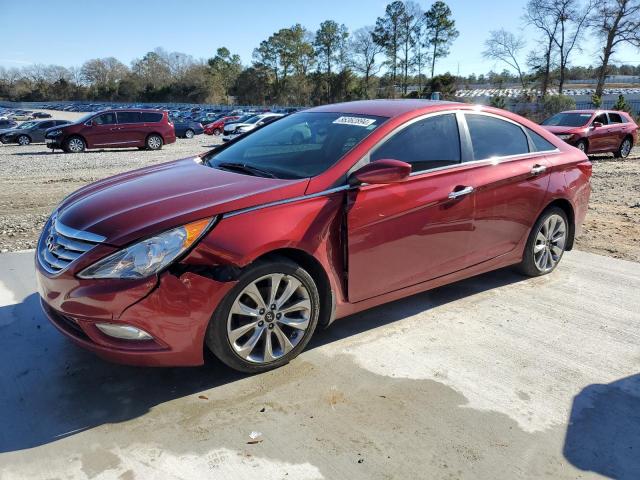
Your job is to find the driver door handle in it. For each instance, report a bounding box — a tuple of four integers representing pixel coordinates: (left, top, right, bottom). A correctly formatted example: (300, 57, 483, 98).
(531, 164, 547, 175)
(448, 186, 474, 200)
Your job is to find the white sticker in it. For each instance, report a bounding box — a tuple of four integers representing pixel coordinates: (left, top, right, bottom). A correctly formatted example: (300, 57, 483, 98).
(333, 116, 376, 127)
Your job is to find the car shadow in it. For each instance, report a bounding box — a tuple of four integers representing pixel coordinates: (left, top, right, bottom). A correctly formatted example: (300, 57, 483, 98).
(563, 374, 640, 479)
(0, 266, 526, 453)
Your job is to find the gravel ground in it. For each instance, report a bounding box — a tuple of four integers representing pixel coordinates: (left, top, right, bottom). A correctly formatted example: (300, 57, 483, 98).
(0, 109, 638, 262)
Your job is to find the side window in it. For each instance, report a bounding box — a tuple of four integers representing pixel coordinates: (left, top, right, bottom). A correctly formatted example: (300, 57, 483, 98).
(593, 113, 608, 125)
(370, 113, 461, 172)
(525, 128, 557, 152)
(39, 121, 54, 129)
(93, 113, 116, 125)
(116, 111, 142, 124)
(141, 112, 163, 123)
(608, 112, 624, 124)
(466, 114, 529, 160)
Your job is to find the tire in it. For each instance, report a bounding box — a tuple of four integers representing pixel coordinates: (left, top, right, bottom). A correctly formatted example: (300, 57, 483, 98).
(575, 139, 588, 154)
(17, 135, 31, 146)
(206, 257, 320, 373)
(518, 206, 569, 277)
(63, 136, 85, 153)
(213, 128, 221, 136)
(185, 129, 195, 139)
(146, 134, 163, 150)
(614, 137, 633, 159)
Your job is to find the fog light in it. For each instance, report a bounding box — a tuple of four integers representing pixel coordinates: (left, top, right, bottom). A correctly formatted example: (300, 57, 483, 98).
(95, 323, 153, 340)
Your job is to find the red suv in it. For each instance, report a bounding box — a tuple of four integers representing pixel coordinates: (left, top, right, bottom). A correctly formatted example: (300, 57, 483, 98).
(541, 109, 638, 157)
(45, 109, 176, 153)
(36, 100, 591, 372)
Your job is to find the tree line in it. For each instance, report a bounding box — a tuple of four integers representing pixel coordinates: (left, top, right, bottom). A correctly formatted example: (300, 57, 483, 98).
(0, 0, 638, 106)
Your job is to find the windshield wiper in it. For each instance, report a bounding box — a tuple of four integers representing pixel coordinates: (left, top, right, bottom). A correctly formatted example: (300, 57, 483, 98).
(216, 162, 277, 179)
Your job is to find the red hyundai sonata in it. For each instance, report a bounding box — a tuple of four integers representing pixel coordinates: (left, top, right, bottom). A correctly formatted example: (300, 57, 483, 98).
(36, 100, 591, 372)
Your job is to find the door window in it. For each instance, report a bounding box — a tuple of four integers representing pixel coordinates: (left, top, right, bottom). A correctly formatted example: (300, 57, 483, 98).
(116, 111, 142, 124)
(370, 113, 461, 172)
(93, 113, 116, 125)
(141, 112, 163, 123)
(607, 112, 624, 124)
(465, 114, 529, 160)
(593, 113, 608, 125)
(525, 128, 557, 152)
(38, 121, 54, 129)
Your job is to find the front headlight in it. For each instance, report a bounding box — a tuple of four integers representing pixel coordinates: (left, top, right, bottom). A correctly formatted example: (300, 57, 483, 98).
(48, 129, 62, 137)
(556, 134, 573, 140)
(78, 217, 214, 279)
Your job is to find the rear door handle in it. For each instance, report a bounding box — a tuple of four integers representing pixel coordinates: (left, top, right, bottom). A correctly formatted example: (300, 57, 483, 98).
(448, 186, 474, 199)
(531, 164, 547, 175)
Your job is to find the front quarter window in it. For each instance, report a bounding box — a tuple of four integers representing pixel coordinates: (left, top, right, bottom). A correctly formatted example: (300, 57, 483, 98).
(204, 112, 387, 179)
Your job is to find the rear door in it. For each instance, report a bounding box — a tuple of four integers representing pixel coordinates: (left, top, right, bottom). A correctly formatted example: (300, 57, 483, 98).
(347, 112, 476, 302)
(33, 120, 54, 142)
(115, 111, 144, 146)
(461, 113, 553, 265)
(588, 112, 611, 152)
(606, 112, 626, 150)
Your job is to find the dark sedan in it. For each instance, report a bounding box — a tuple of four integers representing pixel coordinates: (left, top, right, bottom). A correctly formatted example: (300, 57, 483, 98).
(0, 119, 18, 130)
(173, 120, 204, 139)
(0, 119, 71, 145)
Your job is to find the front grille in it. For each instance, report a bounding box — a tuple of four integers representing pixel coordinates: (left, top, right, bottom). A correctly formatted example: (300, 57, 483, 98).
(38, 215, 106, 275)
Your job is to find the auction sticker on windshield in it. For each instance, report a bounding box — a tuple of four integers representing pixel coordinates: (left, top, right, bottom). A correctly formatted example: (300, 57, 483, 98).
(333, 116, 377, 127)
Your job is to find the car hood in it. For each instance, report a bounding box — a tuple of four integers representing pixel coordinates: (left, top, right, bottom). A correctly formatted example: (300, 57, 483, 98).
(0, 128, 17, 135)
(541, 125, 584, 134)
(57, 157, 309, 246)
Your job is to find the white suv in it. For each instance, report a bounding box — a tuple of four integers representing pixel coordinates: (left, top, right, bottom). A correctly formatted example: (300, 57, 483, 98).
(222, 113, 284, 142)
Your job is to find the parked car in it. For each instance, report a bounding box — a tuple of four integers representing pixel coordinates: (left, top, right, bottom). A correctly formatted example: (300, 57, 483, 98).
(203, 115, 240, 135)
(9, 112, 34, 121)
(0, 119, 18, 130)
(44, 109, 176, 152)
(222, 113, 284, 141)
(35, 100, 591, 372)
(0, 119, 71, 145)
(32, 112, 53, 118)
(541, 110, 638, 158)
(173, 120, 204, 139)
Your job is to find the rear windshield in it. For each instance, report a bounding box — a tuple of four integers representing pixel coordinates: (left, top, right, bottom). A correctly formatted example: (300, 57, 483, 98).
(541, 112, 592, 127)
(205, 112, 387, 179)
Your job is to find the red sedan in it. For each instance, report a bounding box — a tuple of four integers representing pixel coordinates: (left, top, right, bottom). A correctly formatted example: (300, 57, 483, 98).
(541, 109, 638, 157)
(36, 100, 591, 372)
(203, 115, 240, 136)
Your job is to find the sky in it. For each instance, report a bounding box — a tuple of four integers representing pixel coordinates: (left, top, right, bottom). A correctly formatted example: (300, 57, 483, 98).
(1, 0, 638, 76)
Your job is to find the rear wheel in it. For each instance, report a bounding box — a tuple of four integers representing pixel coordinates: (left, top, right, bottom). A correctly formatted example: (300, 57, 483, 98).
(63, 136, 85, 153)
(206, 257, 320, 373)
(614, 137, 632, 158)
(519, 207, 569, 277)
(146, 134, 163, 150)
(213, 128, 221, 136)
(17, 135, 30, 146)
(575, 139, 588, 154)
(185, 129, 195, 139)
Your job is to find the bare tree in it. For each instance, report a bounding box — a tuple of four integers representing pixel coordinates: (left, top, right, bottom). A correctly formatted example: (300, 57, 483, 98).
(483, 29, 528, 89)
(350, 26, 383, 98)
(589, 0, 640, 98)
(524, 0, 561, 96)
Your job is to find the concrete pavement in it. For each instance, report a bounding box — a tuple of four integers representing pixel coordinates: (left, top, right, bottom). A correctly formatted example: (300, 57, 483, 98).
(0, 249, 639, 479)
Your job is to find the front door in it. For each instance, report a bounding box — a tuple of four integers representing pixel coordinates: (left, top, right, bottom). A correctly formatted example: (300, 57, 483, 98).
(347, 112, 476, 302)
(86, 112, 119, 148)
(462, 113, 553, 264)
(588, 112, 612, 152)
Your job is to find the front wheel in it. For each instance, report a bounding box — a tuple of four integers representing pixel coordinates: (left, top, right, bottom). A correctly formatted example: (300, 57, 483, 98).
(206, 258, 320, 373)
(614, 137, 632, 158)
(146, 134, 163, 150)
(17, 135, 31, 146)
(575, 140, 588, 154)
(185, 129, 195, 139)
(519, 207, 569, 277)
(63, 136, 85, 153)
(213, 128, 221, 136)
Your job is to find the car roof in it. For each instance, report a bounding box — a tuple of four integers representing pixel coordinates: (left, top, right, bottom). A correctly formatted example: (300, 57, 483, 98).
(307, 99, 458, 118)
(99, 108, 165, 113)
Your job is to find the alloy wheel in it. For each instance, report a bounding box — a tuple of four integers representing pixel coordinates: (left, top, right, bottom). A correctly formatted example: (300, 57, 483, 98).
(185, 129, 194, 139)
(18, 135, 30, 145)
(68, 138, 83, 152)
(148, 136, 162, 149)
(226, 273, 311, 364)
(533, 214, 567, 272)
(621, 139, 632, 158)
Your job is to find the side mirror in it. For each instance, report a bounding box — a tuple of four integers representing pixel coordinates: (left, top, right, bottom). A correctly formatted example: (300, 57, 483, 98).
(349, 159, 412, 185)
(84, 120, 94, 127)
(592, 121, 603, 129)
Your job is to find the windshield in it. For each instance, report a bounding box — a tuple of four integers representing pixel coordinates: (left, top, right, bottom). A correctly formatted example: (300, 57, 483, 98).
(542, 112, 592, 127)
(75, 112, 96, 124)
(205, 112, 387, 180)
(19, 121, 38, 129)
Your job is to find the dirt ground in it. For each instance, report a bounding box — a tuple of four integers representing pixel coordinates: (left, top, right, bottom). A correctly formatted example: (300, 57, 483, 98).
(0, 109, 638, 262)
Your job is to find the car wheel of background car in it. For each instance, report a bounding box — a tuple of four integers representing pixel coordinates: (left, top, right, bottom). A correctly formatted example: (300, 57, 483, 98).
(63, 136, 85, 153)
(185, 129, 195, 139)
(519, 206, 569, 277)
(17, 135, 31, 146)
(615, 137, 633, 159)
(213, 128, 221, 136)
(146, 134, 163, 150)
(575, 139, 588, 154)
(206, 257, 320, 373)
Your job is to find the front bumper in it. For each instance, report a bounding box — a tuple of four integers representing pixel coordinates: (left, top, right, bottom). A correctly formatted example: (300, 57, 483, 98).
(37, 260, 236, 367)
